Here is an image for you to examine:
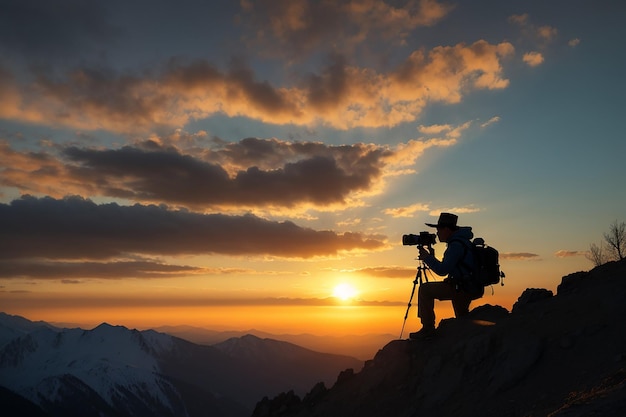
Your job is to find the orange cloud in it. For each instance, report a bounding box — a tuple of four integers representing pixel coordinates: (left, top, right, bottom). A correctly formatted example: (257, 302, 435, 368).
(390, 40, 513, 104)
(349, 265, 418, 279)
(0, 36, 514, 133)
(500, 252, 540, 260)
(523, 51, 544, 67)
(432, 206, 480, 216)
(384, 137, 457, 169)
(480, 116, 500, 128)
(383, 203, 430, 218)
(554, 250, 587, 258)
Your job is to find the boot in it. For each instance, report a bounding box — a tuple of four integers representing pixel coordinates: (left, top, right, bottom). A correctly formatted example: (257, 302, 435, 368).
(409, 326, 436, 340)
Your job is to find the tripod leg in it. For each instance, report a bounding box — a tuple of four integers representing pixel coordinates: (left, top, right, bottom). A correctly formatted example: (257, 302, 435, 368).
(399, 268, 422, 339)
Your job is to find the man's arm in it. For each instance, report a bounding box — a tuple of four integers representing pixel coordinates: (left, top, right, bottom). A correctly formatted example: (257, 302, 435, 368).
(420, 241, 465, 276)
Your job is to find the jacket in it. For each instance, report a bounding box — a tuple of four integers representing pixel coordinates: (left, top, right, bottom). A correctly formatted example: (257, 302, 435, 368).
(422, 226, 480, 293)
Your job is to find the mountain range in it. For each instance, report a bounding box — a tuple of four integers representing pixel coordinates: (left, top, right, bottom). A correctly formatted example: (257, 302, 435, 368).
(148, 326, 394, 361)
(0, 314, 363, 417)
(3, 259, 625, 417)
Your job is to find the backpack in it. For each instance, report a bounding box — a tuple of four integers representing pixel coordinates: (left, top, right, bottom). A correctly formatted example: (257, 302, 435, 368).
(453, 237, 505, 288)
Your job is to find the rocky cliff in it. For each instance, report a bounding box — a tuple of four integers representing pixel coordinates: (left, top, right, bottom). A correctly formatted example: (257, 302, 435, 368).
(252, 259, 626, 417)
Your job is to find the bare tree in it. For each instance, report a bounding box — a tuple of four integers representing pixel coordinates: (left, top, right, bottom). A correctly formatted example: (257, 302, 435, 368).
(603, 220, 626, 261)
(586, 242, 608, 267)
(589, 220, 626, 266)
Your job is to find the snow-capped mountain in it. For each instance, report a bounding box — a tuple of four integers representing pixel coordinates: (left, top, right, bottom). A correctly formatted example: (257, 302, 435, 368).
(0, 312, 57, 349)
(0, 323, 221, 417)
(0, 314, 363, 417)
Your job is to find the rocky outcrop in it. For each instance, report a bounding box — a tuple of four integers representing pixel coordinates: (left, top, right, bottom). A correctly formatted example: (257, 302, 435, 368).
(253, 259, 626, 417)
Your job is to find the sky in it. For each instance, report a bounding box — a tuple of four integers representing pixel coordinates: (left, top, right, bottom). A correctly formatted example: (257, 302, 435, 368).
(1, 0, 624, 337)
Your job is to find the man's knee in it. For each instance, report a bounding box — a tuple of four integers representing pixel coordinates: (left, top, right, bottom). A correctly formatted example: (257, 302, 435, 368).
(421, 281, 454, 300)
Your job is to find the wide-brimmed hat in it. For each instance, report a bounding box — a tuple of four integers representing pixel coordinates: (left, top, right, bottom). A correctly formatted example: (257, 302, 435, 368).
(425, 212, 459, 229)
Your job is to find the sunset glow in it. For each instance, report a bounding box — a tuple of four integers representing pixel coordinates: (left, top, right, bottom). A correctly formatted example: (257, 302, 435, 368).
(0, 1, 622, 342)
(333, 283, 359, 301)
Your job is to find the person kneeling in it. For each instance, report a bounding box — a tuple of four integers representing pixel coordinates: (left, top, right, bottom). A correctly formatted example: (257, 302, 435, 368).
(410, 213, 483, 340)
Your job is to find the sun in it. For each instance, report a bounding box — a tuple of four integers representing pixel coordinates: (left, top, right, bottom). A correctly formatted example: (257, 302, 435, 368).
(332, 283, 358, 301)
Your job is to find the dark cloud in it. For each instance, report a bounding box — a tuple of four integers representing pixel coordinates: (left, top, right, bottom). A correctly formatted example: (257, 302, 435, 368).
(34, 67, 173, 130)
(306, 54, 350, 110)
(239, 0, 453, 58)
(0, 293, 403, 309)
(240, 0, 345, 57)
(163, 58, 300, 117)
(0, 195, 386, 261)
(214, 137, 391, 173)
(226, 58, 297, 114)
(0, 259, 202, 279)
(2, 139, 389, 208)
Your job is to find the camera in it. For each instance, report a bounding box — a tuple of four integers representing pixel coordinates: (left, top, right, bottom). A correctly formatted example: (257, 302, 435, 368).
(402, 231, 437, 246)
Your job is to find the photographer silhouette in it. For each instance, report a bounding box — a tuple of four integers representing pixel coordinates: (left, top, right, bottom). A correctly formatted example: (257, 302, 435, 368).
(410, 213, 484, 340)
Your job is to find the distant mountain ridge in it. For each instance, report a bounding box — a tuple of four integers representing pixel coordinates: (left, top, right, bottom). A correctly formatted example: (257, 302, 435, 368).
(151, 326, 394, 361)
(0, 313, 57, 348)
(41, 323, 395, 361)
(0, 316, 363, 417)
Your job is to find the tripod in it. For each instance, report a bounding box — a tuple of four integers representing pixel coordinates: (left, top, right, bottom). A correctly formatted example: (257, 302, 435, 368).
(399, 260, 431, 340)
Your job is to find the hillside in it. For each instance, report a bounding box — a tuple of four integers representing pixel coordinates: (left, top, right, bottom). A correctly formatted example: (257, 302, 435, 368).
(252, 259, 626, 417)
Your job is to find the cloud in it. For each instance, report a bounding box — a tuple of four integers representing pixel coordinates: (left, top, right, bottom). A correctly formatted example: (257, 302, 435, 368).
(418, 124, 452, 135)
(509, 13, 558, 46)
(0, 259, 204, 279)
(0, 195, 387, 262)
(568, 38, 581, 47)
(418, 121, 472, 139)
(390, 40, 513, 103)
(383, 203, 430, 218)
(383, 136, 458, 171)
(0, 137, 452, 210)
(554, 250, 587, 258)
(500, 252, 540, 260)
(0, 258, 283, 280)
(523, 51, 544, 67)
(508, 13, 528, 25)
(0, 35, 514, 132)
(536, 25, 558, 42)
(349, 265, 419, 279)
(0, 292, 404, 309)
(239, 0, 454, 58)
(428, 206, 480, 216)
(480, 116, 500, 128)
